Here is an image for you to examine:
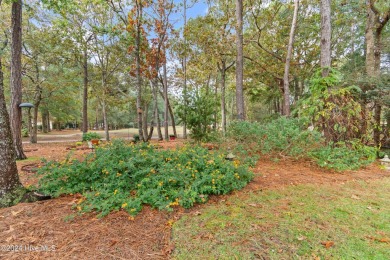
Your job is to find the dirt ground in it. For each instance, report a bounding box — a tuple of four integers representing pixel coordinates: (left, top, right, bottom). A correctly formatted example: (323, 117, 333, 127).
(1, 140, 389, 259)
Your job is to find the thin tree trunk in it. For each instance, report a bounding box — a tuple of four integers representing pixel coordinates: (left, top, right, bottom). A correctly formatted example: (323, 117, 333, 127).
(135, 2, 145, 142)
(82, 48, 88, 133)
(283, 0, 299, 117)
(320, 0, 331, 77)
(102, 100, 109, 141)
(220, 62, 227, 134)
(235, 0, 245, 120)
(142, 103, 149, 141)
(151, 80, 162, 140)
(30, 84, 42, 144)
(183, 0, 187, 139)
(156, 106, 163, 140)
(42, 108, 48, 133)
(0, 47, 23, 203)
(10, 0, 26, 160)
(163, 54, 169, 140)
(47, 110, 51, 132)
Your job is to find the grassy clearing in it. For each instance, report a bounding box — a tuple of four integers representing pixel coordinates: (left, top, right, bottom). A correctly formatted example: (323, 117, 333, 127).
(172, 178, 390, 259)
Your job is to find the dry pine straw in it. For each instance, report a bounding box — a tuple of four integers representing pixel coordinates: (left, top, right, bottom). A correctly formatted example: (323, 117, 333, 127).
(1, 142, 389, 259)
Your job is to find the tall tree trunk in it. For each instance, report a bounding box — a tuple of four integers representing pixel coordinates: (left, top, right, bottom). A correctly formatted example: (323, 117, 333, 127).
(151, 79, 162, 140)
(320, 0, 331, 77)
(47, 110, 51, 132)
(142, 103, 149, 141)
(283, 0, 299, 117)
(163, 54, 169, 140)
(183, 0, 188, 139)
(30, 86, 42, 144)
(156, 106, 163, 140)
(82, 48, 89, 134)
(0, 47, 23, 204)
(10, 0, 26, 160)
(219, 62, 227, 134)
(158, 88, 176, 138)
(235, 0, 245, 120)
(42, 108, 48, 133)
(365, 1, 389, 147)
(102, 99, 109, 141)
(168, 100, 177, 137)
(135, 1, 145, 141)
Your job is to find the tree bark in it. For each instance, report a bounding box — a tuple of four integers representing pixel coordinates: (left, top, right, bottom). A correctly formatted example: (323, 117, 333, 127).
(10, 0, 26, 160)
(82, 47, 89, 134)
(183, 0, 188, 139)
(283, 0, 299, 117)
(320, 0, 331, 77)
(219, 61, 227, 134)
(135, 1, 145, 141)
(235, 0, 245, 120)
(163, 53, 169, 140)
(0, 45, 23, 204)
(365, 1, 390, 147)
(102, 99, 109, 141)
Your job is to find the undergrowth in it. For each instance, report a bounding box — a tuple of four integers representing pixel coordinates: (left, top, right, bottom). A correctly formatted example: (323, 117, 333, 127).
(227, 117, 377, 171)
(36, 140, 253, 217)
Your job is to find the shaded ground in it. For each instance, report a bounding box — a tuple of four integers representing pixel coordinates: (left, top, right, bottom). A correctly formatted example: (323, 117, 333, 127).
(1, 139, 389, 259)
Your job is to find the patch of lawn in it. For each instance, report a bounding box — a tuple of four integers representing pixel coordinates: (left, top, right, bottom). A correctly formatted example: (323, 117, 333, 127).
(172, 178, 390, 259)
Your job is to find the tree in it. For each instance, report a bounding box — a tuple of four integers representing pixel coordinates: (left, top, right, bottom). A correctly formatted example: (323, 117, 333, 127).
(365, 0, 389, 147)
(283, 0, 299, 117)
(9, 0, 26, 159)
(320, 0, 331, 77)
(0, 20, 23, 207)
(235, 0, 245, 120)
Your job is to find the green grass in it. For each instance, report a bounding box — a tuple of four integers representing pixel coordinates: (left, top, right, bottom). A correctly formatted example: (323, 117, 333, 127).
(172, 178, 390, 259)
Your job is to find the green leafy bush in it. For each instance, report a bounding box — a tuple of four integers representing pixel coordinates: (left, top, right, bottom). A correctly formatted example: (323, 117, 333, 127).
(82, 132, 101, 141)
(227, 118, 376, 171)
(309, 140, 377, 171)
(228, 117, 322, 157)
(176, 89, 219, 143)
(36, 140, 253, 217)
(21, 128, 29, 137)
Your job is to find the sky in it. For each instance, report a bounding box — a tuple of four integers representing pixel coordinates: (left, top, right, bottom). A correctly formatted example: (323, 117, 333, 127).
(170, 0, 209, 29)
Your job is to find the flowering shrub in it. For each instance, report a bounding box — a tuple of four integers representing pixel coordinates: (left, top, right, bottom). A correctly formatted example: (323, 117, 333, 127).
(36, 140, 253, 217)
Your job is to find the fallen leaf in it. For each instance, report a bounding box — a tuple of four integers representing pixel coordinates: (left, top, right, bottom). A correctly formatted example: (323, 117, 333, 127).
(321, 241, 335, 248)
(351, 194, 360, 200)
(379, 237, 390, 243)
(297, 236, 306, 241)
(248, 203, 262, 208)
(367, 206, 373, 210)
(163, 243, 175, 255)
(11, 210, 24, 216)
(193, 211, 202, 216)
(109, 240, 118, 247)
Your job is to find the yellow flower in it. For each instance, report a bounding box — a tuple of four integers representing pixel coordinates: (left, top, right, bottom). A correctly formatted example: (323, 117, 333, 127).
(116, 172, 122, 177)
(114, 189, 118, 195)
(158, 181, 163, 186)
(121, 203, 128, 208)
(130, 208, 136, 212)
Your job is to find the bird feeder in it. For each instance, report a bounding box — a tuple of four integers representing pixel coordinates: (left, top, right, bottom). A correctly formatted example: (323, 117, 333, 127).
(19, 103, 34, 108)
(380, 155, 390, 170)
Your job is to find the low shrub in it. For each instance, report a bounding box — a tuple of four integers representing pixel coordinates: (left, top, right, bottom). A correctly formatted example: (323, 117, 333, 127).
(228, 117, 322, 157)
(309, 140, 377, 171)
(36, 140, 253, 217)
(227, 118, 376, 171)
(82, 132, 101, 141)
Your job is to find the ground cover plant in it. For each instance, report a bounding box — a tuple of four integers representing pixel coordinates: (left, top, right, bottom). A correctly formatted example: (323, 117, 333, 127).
(172, 178, 390, 259)
(35, 140, 253, 217)
(227, 117, 377, 171)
